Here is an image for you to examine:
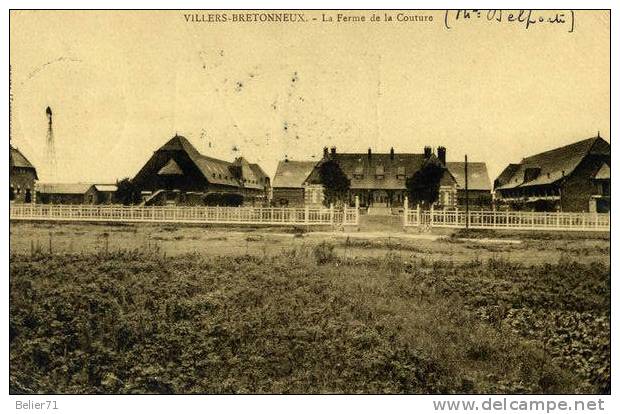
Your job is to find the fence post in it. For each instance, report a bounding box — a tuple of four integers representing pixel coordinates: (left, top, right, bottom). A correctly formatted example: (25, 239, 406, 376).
(430, 204, 434, 228)
(304, 205, 309, 225)
(403, 195, 409, 226)
(595, 213, 598, 229)
(416, 204, 420, 227)
(355, 195, 360, 225)
(329, 203, 334, 225)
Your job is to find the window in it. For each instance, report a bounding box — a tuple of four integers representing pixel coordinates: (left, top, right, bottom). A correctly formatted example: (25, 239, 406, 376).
(353, 166, 364, 179)
(396, 166, 406, 180)
(375, 165, 384, 179)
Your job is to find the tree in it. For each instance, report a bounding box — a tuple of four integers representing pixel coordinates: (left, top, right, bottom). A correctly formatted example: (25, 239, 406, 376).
(318, 159, 350, 206)
(406, 159, 444, 207)
(115, 178, 141, 205)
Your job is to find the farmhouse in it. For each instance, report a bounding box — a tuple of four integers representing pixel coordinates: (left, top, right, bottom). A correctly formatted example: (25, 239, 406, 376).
(300, 146, 461, 209)
(132, 135, 270, 206)
(494, 136, 610, 212)
(271, 159, 318, 206)
(10, 144, 38, 203)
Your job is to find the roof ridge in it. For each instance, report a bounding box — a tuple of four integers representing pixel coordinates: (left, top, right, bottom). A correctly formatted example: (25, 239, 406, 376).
(522, 136, 598, 161)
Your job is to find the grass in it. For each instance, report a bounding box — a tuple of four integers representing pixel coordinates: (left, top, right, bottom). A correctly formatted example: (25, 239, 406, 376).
(9, 243, 610, 394)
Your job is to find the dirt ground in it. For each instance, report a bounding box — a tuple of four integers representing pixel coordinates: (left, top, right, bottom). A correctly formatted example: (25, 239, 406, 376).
(9, 221, 610, 266)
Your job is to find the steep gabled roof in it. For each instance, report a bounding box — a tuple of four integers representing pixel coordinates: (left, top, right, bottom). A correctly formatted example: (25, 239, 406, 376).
(10, 145, 38, 179)
(446, 162, 492, 191)
(272, 160, 317, 188)
(249, 163, 269, 182)
(162, 135, 238, 186)
(495, 137, 610, 190)
(593, 163, 610, 180)
(152, 135, 267, 189)
(157, 158, 183, 175)
(232, 157, 262, 189)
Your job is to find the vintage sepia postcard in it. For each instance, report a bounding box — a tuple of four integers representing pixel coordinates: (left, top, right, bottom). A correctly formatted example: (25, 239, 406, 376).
(6, 6, 613, 414)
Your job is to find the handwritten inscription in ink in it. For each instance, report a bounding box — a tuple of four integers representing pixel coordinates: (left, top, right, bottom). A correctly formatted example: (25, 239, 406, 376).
(444, 10, 575, 33)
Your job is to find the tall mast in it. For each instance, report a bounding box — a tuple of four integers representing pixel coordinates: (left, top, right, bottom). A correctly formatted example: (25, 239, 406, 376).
(46, 106, 57, 181)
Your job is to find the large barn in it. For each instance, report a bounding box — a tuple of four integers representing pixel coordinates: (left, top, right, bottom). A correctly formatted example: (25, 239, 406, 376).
(494, 136, 610, 212)
(10, 144, 38, 203)
(132, 135, 270, 206)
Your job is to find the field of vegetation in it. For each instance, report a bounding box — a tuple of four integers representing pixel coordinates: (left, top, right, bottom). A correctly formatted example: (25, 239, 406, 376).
(9, 224, 610, 394)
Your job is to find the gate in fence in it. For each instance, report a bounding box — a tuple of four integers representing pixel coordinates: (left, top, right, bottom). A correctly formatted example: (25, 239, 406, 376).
(10, 202, 360, 227)
(403, 199, 610, 232)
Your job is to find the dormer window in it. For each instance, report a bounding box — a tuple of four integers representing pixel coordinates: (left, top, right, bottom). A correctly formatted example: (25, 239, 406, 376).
(396, 166, 406, 180)
(524, 167, 541, 182)
(353, 166, 364, 179)
(375, 165, 384, 179)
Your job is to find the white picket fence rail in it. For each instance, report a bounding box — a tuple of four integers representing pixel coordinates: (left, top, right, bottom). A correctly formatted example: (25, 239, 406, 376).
(10, 204, 360, 226)
(403, 205, 610, 232)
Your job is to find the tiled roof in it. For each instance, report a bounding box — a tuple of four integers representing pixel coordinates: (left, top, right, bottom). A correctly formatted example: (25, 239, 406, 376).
(305, 153, 429, 190)
(446, 162, 492, 191)
(93, 184, 118, 192)
(157, 135, 267, 189)
(272, 160, 317, 188)
(10, 145, 38, 178)
(37, 182, 92, 194)
(495, 137, 610, 190)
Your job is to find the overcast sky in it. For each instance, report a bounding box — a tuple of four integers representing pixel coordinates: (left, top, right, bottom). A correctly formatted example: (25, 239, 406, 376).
(10, 10, 610, 183)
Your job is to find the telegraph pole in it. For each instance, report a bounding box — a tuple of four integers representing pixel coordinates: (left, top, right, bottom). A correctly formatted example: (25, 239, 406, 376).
(465, 155, 469, 230)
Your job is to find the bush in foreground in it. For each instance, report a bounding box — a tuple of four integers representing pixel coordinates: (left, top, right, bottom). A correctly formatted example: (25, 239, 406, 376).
(9, 250, 608, 394)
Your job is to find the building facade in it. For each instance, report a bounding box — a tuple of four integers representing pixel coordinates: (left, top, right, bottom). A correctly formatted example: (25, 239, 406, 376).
(10, 145, 38, 203)
(445, 162, 493, 208)
(36, 183, 93, 204)
(132, 135, 270, 206)
(494, 136, 610, 212)
(301, 146, 461, 209)
(85, 184, 118, 204)
(271, 160, 318, 206)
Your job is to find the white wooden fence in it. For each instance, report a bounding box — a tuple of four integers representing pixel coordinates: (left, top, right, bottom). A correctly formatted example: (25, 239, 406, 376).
(403, 205, 610, 232)
(10, 203, 360, 226)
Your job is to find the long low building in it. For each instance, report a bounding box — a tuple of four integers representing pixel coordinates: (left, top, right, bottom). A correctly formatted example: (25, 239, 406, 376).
(132, 135, 270, 206)
(36, 183, 118, 204)
(494, 136, 610, 212)
(272, 146, 492, 209)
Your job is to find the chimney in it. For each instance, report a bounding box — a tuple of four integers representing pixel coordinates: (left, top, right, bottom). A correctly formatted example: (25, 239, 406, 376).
(437, 146, 446, 165)
(368, 148, 372, 159)
(330, 146, 336, 157)
(323, 147, 329, 159)
(424, 146, 432, 159)
(390, 147, 395, 160)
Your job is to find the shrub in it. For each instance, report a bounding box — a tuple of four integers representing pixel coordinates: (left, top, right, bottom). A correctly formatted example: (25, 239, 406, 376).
(312, 241, 337, 265)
